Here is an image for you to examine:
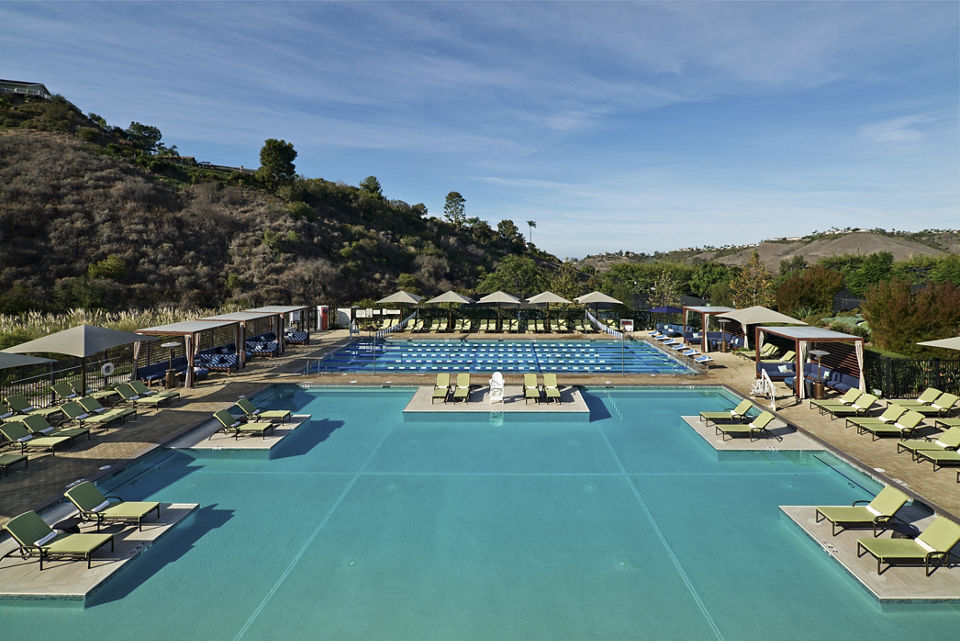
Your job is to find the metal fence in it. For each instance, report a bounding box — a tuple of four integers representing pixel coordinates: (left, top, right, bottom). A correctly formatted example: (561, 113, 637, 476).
(863, 353, 960, 398)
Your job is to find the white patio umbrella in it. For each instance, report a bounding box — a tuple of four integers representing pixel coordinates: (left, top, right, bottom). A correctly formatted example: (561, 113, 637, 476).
(423, 291, 474, 328)
(375, 290, 423, 327)
(575, 291, 623, 320)
(527, 291, 572, 331)
(478, 291, 522, 332)
(917, 337, 960, 351)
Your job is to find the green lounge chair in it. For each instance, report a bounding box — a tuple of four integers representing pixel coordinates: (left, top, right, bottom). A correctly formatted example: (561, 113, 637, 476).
(0, 421, 72, 455)
(2, 510, 114, 570)
(129, 380, 180, 402)
(811, 388, 862, 413)
(78, 396, 137, 424)
(543, 373, 561, 404)
(714, 411, 778, 441)
(523, 374, 541, 404)
(936, 418, 960, 430)
(857, 516, 960, 576)
(69, 381, 120, 402)
(2, 393, 63, 421)
(916, 446, 960, 471)
(855, 409, 924, 441)
(60, 400, 125, 428)
(235, 397, 291, 422)
(115, 383, 175, 408)
(821, 394, 879, 420)
(432, 373, 450, 404)
(51, 381, 81, 403)
(508, 319, 519, 332)
(19, 414, 89, 442)
(844, 404, 907, 430)
(761, 350, 795, 363)
(929, 393, 960, 417)
(0, 451, 28, 476)
(815, 486, 909, 536)
(738, 343, 778, 360)
(699, 399, 755, 426)
(64, 481, 161, 532)
(887, 387, 942, 408)
(212, 409, 275, 439)
(897, 426, 960, 461)
(452, 373, 471, 403)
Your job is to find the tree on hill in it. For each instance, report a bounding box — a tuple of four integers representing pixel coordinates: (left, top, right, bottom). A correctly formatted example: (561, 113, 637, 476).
(359, 176, 383, 197)
(444, 191, 466, 228)
(477, 255, 548, 299)
(650, 270, 683, 308)
(258, 138, 297, 188)
(125, 122, 163, 154)
(729, 250, 775, 308)
(526, 219, 536, 244)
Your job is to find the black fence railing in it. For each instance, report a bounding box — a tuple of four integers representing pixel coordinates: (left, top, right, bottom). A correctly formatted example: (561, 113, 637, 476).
(863, 352, 960, 399)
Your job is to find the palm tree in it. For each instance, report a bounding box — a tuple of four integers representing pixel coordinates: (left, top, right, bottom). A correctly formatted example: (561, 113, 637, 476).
(526, 219, 537, 244)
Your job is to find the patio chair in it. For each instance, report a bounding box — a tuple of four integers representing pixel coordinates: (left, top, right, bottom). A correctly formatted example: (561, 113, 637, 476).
(897, 426, 960, 461)
(0, 421, 72, 455)
(810, 388, 861, 413)
(929, 393, 960, 417)
(60, 400, 126, 428)
(543, 373, 562, 404)
(0, 451, 28, 476)
(77, 396, 136, 424)
(855, 409, 924, 441)
(2, 510, 114, 570)
(115, 383, 176, 408)
(761, 350, 795, 363)
(432, 373, 451, 404)
(714, 411, 778, 441)
(452, 373, 471, 403)
(51, 381, 81, 403)
(915, 440, 960, 471)
(699, 399, 755, 426)
(129, 380, 180, 402)
(820, 394, 878, 420)
(508, 319, 519, 333)
(19, 414, 89, 442)
(815, 486, 909, 537)
(235, 397, 291, 423)
(694, 354, 713, 367)
(2, 393, 63, 421)
(212, 409, 275, 439)
(886, 387, 942, 408)
(857, 516, 960, 576)
(69, 381, 121, 402)
(64, 481, 161, 532)
(844, 404, 907, 430)
(936, 418, 960, 430)
(523, 373, 541, 404)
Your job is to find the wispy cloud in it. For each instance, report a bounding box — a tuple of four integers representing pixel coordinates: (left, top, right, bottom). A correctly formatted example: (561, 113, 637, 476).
(859, 114, 939, 142)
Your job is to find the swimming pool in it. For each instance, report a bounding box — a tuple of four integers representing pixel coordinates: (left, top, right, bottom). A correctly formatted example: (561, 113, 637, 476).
(2, 386, 958, 640)
(310, 338, 695, 374)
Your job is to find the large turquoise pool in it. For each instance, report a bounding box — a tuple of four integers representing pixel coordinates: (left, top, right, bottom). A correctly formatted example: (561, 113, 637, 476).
(2, 386, 958, 640)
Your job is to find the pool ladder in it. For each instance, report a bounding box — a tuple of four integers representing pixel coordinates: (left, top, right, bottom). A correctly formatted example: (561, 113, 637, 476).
(489, 409, 504, 426)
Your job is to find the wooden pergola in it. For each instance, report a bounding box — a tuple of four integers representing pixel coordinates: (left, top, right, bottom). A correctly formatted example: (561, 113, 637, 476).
(682, 305, 735, 352)
(755, 325, 865, 400)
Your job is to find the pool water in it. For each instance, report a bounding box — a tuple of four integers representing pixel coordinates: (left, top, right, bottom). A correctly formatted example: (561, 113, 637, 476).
(2, 386, 958, 640)
(310, 338, 694, 374)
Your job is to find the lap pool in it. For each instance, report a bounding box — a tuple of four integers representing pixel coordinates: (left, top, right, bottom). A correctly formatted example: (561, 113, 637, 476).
(309, 338, 695, 374)
(2, 386, 958, 640)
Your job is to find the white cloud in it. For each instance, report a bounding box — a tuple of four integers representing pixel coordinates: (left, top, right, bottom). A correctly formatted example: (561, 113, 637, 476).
(859, 114, 938, 142)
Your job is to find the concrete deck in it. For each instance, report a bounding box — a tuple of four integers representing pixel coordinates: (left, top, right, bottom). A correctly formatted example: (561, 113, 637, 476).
(680, 415, 822, 451)
(781, 505, 960, 601)
(0, 502, 198, 602)
(403, 384, 587, 416)
(166, 415, 312, 454)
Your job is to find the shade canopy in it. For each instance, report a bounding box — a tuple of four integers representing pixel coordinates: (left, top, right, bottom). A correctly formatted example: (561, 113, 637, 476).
(424, 291, 474, 305)
(0, 352, 56, 370)
(650, 305, 682, 314)
(717, 306, 806, 328)
(917, 337, 960, 351)
(527, 291, 571, 305)
(375, 290, 423, 305)
(575, 291, 622, 305)
(4, 324, 143, 358)
(478, 291, 522, 305)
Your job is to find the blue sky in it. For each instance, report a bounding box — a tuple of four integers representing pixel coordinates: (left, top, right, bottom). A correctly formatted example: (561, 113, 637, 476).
(2, 1, 957, 258)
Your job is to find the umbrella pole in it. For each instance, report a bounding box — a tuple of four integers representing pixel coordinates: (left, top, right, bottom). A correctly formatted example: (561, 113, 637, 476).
(81, 356, 87, 395)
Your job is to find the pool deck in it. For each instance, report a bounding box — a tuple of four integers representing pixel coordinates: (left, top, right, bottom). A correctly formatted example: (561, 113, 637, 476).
(0, 502, 198, 602)
(166, 415, 312, 454)
(403, 384, 588, 415)
(780, 505, 960, 601)
(679, 415, 822, 451)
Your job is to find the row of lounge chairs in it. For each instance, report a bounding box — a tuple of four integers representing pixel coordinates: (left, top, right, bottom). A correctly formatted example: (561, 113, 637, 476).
(430, 373, 564, 404)
(698, 400, 778, 441)
(649, 332, 714, 366)
(211, 397, 292, 439)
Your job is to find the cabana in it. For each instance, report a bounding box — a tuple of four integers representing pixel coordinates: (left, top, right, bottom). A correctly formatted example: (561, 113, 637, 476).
(198, 311, 279, 367)
(682, 306, 735, 352)
(717, 306, 806, 349)
(754, 325, 866, 401)
(246, 305, 311, 354)
(136, 320, 240, 388)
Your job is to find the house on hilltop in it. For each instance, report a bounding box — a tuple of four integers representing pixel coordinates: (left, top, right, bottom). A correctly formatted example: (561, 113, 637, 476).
(0, 79, 51, 100)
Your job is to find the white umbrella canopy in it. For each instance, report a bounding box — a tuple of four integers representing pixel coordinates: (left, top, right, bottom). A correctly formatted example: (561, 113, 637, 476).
(575, 291, 622, 305)
(917, 337, 960, 351)
(478, 291, 521, 332)
(527, 291, 572, 331)
(424, 291, 474, 329)
(375, 290, 423, 305)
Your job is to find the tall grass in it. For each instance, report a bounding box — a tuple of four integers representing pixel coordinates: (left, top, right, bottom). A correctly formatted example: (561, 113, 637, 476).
(0, 306, 238, 349)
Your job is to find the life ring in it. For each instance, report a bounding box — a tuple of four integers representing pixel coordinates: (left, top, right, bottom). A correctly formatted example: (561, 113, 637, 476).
(101, 362, 115, 377)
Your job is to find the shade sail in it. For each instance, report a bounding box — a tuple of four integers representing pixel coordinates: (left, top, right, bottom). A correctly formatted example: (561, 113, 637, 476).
(527, 291, 571, 305)
(717, 306, 806, 327)
(478, 291, 522, 305)
(917, 337, 960, 351)
(0, 353, 56, 370)
(575, 291, 622, 305)
(3, 325, 143, 358)
(424, 291, 474, 305)
(376, 290, 423, 305)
